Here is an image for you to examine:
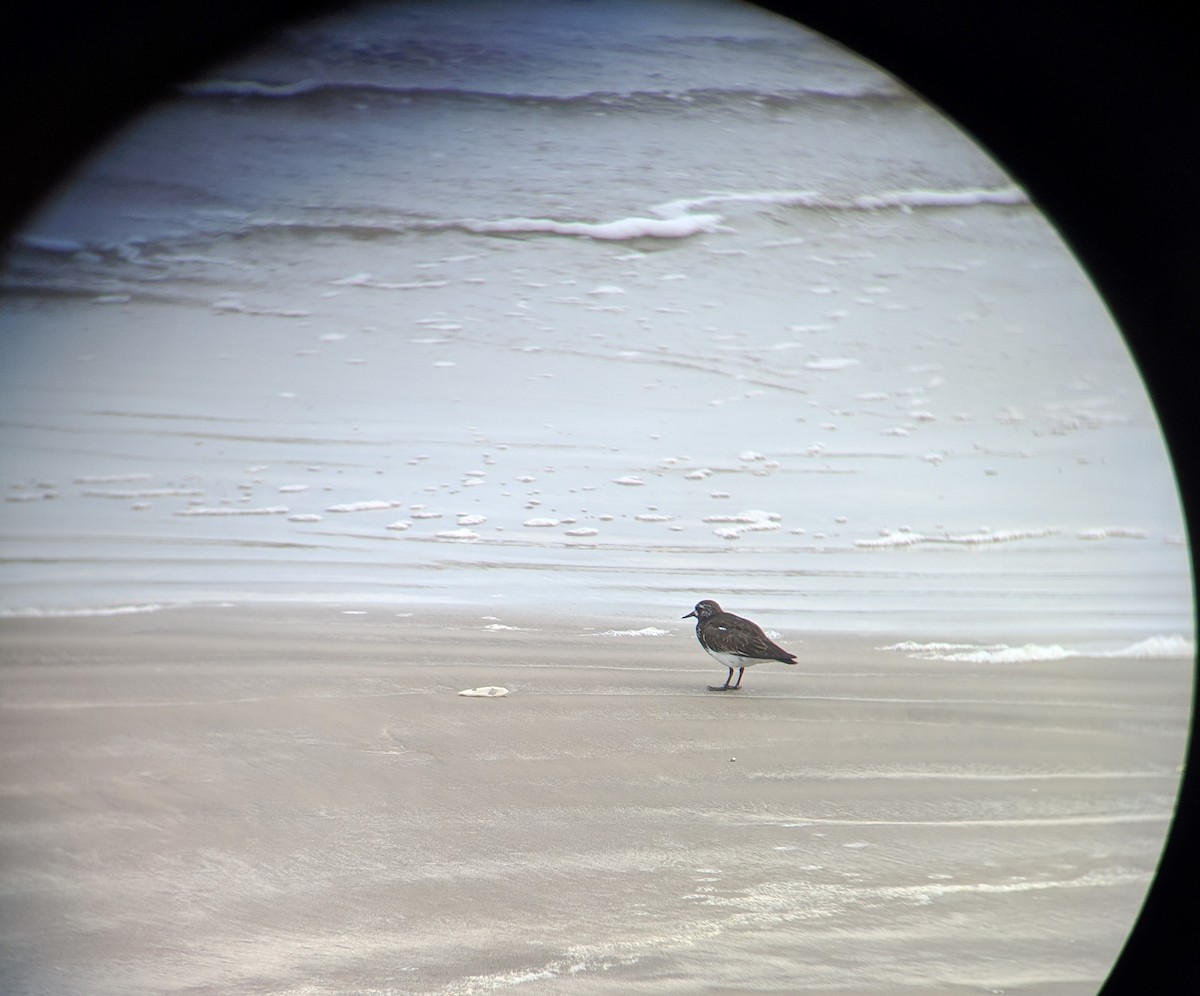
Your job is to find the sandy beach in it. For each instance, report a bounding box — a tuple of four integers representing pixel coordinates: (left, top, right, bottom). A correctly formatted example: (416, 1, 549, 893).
(0, 605, 1188, 994)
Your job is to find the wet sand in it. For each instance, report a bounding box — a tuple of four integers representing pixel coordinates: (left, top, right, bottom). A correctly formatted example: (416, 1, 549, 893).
(0, 605, 1189, 994)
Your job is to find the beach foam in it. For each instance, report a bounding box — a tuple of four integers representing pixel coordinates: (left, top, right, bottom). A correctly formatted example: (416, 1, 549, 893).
(1078, 527, 1150, 540)
(883, 636, 1195, 662)
(654, 185, 1028, 218)
(466, 213, 724, 241)
(0, 603, 169, 619)
(325, 500, 403, 513)
(857, 527, 1061, 549)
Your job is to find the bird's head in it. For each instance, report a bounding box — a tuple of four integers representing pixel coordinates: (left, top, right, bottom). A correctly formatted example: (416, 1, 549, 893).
(683, 599, 722, 621)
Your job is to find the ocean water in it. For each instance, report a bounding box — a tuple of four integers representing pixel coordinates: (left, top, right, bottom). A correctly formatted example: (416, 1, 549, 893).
(0, 0, 1193, 648)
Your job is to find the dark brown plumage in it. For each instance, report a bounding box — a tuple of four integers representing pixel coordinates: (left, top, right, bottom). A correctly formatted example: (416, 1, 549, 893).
(682, 599, 797, 691)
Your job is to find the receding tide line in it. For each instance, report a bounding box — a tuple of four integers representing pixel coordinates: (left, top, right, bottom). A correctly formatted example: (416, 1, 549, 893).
(763, 813, 1170, 829)
(875, 869, 1150, 898)
(751, 769, 1176, 782)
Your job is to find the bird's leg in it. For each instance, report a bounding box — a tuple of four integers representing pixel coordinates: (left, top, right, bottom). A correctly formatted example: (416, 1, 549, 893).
(707, 668, 735, 692)
(731, 666, 745, 689)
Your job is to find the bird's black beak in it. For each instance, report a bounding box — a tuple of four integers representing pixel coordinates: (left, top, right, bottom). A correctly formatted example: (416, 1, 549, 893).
(682, 610, 696, 619)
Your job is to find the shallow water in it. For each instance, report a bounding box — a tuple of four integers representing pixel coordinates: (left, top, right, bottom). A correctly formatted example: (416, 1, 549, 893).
(0, 0, 1192, 648)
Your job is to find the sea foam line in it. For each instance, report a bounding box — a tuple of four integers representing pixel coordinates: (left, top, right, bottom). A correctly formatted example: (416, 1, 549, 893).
(883, 635, 1195, 662)
(73, 473, 153, 484)
(654, 185, 1028, 218)
(14, 183, 1025, 259)
(749, 768, 1179, 783)
(464, 214, 725, 241)
(857, 527, 1060, 549)
(0, 603, 169, 619)
(180, 79, 902, 104)
(82, 488, 205, 499)
(769, 813, 1169, 829)
(873, 868, 1151, 899)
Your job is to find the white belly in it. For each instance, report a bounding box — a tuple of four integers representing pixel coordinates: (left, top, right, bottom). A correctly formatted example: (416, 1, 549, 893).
(702, 647, 760, 669)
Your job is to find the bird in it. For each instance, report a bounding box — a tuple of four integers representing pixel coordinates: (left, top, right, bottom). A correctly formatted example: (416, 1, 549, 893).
(682, 599, 797, 691)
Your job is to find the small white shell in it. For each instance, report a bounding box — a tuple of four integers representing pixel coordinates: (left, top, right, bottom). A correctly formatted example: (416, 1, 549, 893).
(458, 686, 509, 698)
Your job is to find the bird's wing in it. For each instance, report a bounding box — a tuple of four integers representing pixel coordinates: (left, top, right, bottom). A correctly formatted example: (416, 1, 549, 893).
(704, 613, 794, 661)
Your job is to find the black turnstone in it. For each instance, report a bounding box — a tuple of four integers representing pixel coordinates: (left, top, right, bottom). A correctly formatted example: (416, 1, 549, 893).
(682, 599, 797, 691)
